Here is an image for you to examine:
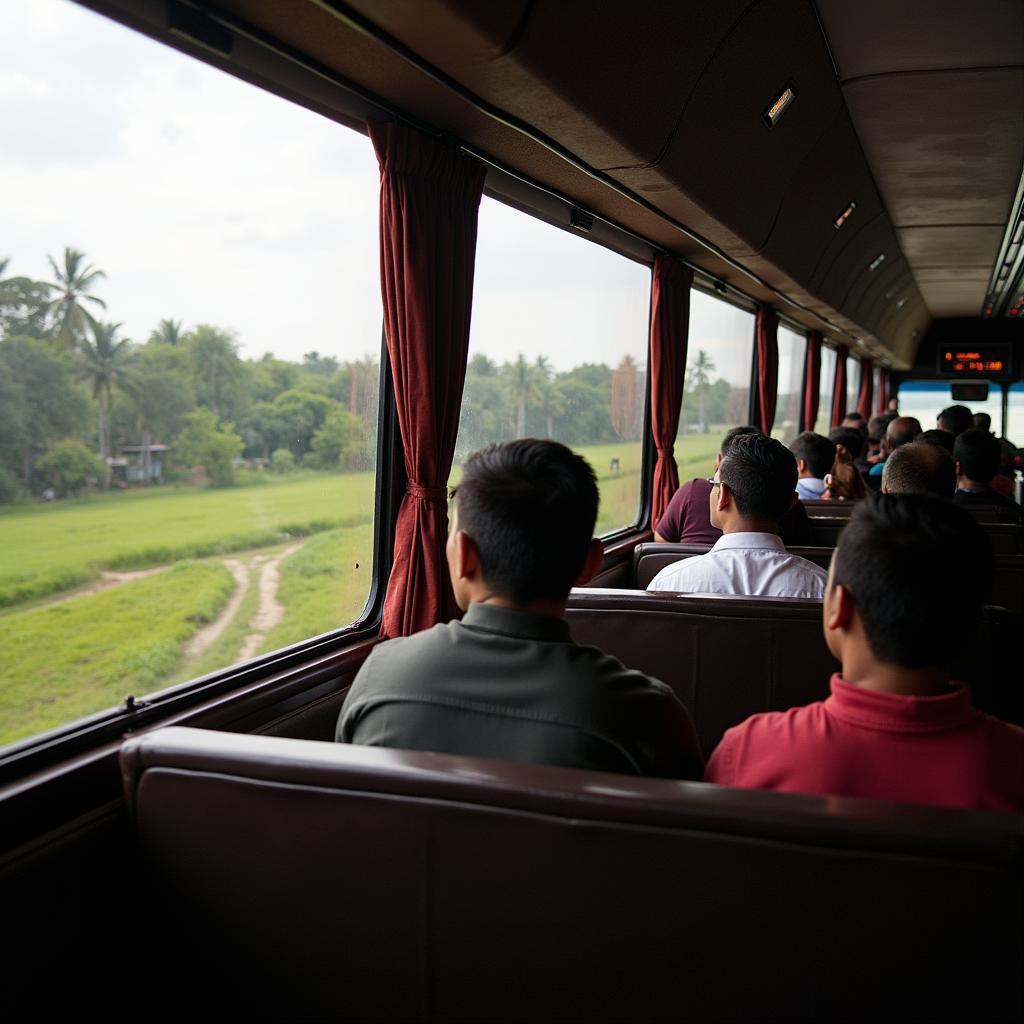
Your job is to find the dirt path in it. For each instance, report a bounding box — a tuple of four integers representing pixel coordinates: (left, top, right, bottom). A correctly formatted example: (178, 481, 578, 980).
(42, 566, 168, 607)
(183, 559, 250, 658)
(237, 542, 303, 661)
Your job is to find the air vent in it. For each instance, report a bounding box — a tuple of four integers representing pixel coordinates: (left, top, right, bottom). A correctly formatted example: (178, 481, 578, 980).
(570, 209, 594, 232)
(762, 81, 797, 129)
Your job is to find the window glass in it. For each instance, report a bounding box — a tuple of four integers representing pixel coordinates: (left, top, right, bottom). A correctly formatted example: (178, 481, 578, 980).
(846, 357, 860, 418)
(0, 0, 381, 749)
(454, 196, 651, 536)
(1008, 383, 1024, 447)
(675, 291, 755, 480)
(774, 326, 805, 444)
(814, 346, 837, 434)
(896, 381, 1001, 434)
(873, 366, 882, 413)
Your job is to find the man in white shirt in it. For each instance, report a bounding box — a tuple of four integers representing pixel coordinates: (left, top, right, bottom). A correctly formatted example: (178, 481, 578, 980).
(648, 432, 827, 598)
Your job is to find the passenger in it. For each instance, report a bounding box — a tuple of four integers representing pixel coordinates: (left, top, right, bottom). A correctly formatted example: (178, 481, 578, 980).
(336, 439, 704, 779)
(881, 443, 955, 498)
(863, 414, 889, 468)
(705, 494, 1024, 812)
(829, 426, 865, 463)
(648, 433, 826, 598)
(654, 426, 812, 546)
(937, 404, 973, 437)
(913, 428, 954, 454)
(867, 415, 922, 478)
(971, 413, 1019, 495)
(973, 412, 992, 432)
(790, 431, 834, 500)
(953, 428, 1022, 513)
(841, 412, 867, 434)
(821, 434, 867, 502)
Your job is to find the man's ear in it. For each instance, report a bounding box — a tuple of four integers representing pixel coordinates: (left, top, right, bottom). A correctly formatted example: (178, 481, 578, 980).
(452, 530, 481, 582)
(716, 481, 733, 514)
(955, 460, 962, 478)
(575, 538, 605, 586)
(796, 457, 808, 475)
(824, 583, 856, 634)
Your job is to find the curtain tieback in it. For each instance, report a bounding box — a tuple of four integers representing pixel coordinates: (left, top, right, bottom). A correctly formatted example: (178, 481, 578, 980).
(408, 482, 448, 502)
(655, 446, 675, 459)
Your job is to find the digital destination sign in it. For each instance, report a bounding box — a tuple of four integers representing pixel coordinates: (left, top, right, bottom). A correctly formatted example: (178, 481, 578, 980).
(937, 344, 1012, 377)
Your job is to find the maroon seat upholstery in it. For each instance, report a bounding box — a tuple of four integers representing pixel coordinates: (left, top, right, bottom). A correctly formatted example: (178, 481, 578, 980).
(566, 588, 837, 755)
(121, 727, 1024, 1024)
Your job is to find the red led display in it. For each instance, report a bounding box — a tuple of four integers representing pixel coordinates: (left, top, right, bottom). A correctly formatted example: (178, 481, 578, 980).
(937, 345, 1011, 377)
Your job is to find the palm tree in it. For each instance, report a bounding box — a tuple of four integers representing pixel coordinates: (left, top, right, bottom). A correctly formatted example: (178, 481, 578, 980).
(148, 318, 184, 346)
(534, 356, 565, 438)
(44, 247, 107, 351)
(78, 321, 136, 474)
(503, 354, 541, 439)
(690, 349, 716, 434)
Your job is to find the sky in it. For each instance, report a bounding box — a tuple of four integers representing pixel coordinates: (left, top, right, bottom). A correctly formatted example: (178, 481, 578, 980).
(1, 0, 756, 380)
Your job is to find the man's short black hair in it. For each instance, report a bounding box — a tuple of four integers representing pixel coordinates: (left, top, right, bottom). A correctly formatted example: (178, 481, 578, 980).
(719, 425, 759, 456)
(914, 428, 955, 454)
(719, 433, 797, 521)
(881, 443, 956, 498)
(973, 412, 992, 432)
(954, 428, 1002, 484)
(937, 404, 973, 436)
(887, 417, 922, 449)
(453, 439, 598, 602)
(842, 412, 867, 432)
(833, 494, 992, 668)
(830, 426, 865, 461)
(867, 415, 889, 442)
(790, 431, 835, 479)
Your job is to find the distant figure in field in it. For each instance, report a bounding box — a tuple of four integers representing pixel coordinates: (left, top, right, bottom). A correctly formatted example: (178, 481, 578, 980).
(654, 426, 811, 546)
(937, 404, 973, 437)
(609, 457, 620, 474)
(705, 494, 1024, 812)
(914, 428, 955, 455)
(648, 433, 826, 599)
(337, 439, 703, 780)
(953, 429, 1022, 514)
(881, 443, 955, 498)
(790, 431, 835, 500)
(867, 416, 922, 478)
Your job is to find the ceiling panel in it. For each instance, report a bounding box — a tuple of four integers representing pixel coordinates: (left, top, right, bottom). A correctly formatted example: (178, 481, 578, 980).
(896, 226, 1005, 268)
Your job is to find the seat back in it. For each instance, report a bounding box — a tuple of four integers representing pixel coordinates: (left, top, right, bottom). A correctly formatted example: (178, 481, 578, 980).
(121, 727, 1024, 1024)
(567, 588, 837, 754)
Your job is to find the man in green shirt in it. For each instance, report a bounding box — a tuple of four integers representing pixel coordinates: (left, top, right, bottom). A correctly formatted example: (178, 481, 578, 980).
(336, 439, 702, 779)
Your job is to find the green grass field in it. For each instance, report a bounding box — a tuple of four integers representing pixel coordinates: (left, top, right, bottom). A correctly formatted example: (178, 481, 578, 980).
(0, 560, 234, 746)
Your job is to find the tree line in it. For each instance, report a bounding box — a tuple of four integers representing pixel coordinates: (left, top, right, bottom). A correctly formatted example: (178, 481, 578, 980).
(0, 248, 378, 502)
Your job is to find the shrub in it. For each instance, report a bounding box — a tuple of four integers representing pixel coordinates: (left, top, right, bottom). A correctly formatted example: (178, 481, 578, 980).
(175, 409, 244, 487)
(0, 465, 27, 505)
(36, 439, 107, 498)
(271, 448, 295, 474)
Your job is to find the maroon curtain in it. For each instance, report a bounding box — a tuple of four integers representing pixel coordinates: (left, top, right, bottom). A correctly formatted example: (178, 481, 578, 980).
(857, 358, 873, 420)
(876, 369, 888, 415)
(648, 256, 694, 531)
(802, 331, 822, 432)
(370, 121, 486, 638)
(830, 346, 848, 428)
(754, 306, 779, 434)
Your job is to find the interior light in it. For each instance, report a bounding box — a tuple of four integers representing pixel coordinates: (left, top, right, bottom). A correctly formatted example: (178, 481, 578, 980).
(762, 81, 797, 128)
(868, 253, 885, 272)
(896, 297, 907, 310)
(833, 200, 857, 230)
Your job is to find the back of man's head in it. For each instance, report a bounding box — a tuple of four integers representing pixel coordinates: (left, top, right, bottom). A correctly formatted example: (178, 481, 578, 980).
(954, 428, 1002, 486)
(973, 412, 992, 432)
(454, 439, 598, 602)
(914, 428, 955, 454)
(833, 495, 992, 668)
(720, 433, 797, 522)
(790, 431, 834, 479)
(830, 426, 865, 461)
(842, 412, 867, 433)
(887, 416, 923, 450)
(881, 443, 956, 498)
(719, 425, 759, 456)
(867, 415, 889, 443)
(937, 404, 973, 436)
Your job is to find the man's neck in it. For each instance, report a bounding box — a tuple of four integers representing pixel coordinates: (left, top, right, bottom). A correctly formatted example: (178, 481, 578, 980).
(842, 659, 953, 698)
(472, 594, 567, 620)
(957, 476, 990, 492)
(719, 517, 780, 536)
(797, 471, 821, 481)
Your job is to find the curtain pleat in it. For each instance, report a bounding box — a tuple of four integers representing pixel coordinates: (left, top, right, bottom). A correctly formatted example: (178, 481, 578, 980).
(802, 331, 822, 432)
(830, 346, 848, 428)
(754, 306, 779, 434)
(857, 358, 873, 420)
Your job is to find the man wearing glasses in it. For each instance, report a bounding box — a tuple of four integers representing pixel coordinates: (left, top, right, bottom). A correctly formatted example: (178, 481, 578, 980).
(648, 432, 826, 598)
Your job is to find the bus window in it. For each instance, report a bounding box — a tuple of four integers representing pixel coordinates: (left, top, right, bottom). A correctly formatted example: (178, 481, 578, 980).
(814, 345, 837, 434)
(454, 196, 651, 537)
(675, 290, 755, 479)
(1008, 384, 1024, 447)
(846, 357, 860, 418)
(774, 325, 805, 444)
(896, 382, 1002, 434)
(0, 0, 382, 749)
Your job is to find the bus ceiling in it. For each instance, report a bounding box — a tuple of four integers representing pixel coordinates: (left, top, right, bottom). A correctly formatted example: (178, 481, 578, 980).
(86, 0, 1023, 372)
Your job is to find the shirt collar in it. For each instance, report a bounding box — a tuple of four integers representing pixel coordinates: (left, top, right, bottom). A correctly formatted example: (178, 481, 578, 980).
(826, 674, 976, 733)
(709, 532, 786, 552)
(461, 602, 571, 643)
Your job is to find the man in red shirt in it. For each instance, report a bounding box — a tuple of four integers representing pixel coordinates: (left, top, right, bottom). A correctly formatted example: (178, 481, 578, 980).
(705, 493, 1024, 812)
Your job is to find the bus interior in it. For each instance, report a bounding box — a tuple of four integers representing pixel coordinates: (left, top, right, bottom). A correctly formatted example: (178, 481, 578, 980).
(2, 1, 1023, 1019)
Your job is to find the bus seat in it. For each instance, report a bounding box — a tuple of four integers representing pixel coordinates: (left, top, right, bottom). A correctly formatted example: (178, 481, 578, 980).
(566, 588, 837, 755)
(120, 727, 1024, 1024)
